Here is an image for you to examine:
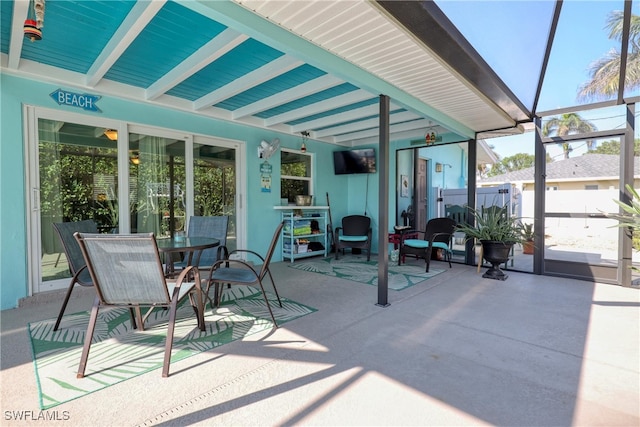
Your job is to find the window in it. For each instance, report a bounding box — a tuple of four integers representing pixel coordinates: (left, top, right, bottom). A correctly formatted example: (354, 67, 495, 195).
(281, 149, 312, 203)
(585, 184, 598, 190)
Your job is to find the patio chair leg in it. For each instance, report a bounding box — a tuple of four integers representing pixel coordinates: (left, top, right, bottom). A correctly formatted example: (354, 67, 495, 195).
(266, 269, 282, 307)
(214, 283, 221, 307)
(53, 280, 76, 331)
(202, 282, 215, 311)
(162, 299, 179, 378)
(188, 286, 205, 331)
(135, 306, 146, 331)
(257, 280, 278, 328)
(425, 247, 433, 273)
(77, 296, 100, 378)
(129, 308, 138, 329)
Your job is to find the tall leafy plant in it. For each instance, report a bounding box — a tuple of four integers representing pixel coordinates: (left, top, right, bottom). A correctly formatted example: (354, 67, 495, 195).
(607, 184, 640, 253)
(455, 205, 526, 244)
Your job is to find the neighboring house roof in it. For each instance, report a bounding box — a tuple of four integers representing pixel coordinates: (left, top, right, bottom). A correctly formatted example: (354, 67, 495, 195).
(480, 154, 639, 184)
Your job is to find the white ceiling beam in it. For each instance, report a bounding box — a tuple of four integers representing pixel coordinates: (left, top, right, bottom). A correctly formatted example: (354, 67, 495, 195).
(232, 74, 343, 119)
(264, 89, 373, 126)
(86, 0, 166, 88)
(193, 55, 303, 110)
(8, 0, 29, 69)
(333, 118, 430, 143)
(314, 110, 419, 137)
(146, 29, 248, 100)
(291, 104, 379, 133)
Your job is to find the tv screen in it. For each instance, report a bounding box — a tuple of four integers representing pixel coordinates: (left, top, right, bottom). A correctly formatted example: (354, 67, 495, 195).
(333, 148, 376, 174)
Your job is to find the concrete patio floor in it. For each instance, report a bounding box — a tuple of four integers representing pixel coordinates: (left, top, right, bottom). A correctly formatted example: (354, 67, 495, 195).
(1, 257, 639, 426)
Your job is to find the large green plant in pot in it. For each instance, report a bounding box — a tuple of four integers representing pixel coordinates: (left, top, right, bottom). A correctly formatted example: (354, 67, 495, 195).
(606, 184, 640, 271)
(455, 205, 526, 280)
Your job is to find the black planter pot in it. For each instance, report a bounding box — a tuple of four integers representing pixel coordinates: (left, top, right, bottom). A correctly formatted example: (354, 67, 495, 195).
(480, 240, 514, 280)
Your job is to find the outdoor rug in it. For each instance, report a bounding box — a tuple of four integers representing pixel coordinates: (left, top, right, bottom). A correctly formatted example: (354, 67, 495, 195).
(288, 255, 445, 290)
(28, 287, 316, 409)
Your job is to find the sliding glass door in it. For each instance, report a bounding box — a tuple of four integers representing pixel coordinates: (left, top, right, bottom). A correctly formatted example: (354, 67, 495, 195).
(35, 118, 120, 291)
(542, 136, 632, 284)
(128, 130, 187, 239)
(193, 136, 238, 252)
(27, 107, 243, 295)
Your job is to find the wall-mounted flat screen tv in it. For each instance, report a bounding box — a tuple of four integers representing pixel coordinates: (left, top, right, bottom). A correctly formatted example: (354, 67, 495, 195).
(333, 148, 377, 174)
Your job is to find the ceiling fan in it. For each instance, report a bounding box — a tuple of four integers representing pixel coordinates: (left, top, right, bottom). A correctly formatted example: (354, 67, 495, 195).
(258, 138, 280, 160)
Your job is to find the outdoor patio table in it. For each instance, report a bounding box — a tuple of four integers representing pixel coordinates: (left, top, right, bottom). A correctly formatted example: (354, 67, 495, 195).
(156, 236, 220, 276)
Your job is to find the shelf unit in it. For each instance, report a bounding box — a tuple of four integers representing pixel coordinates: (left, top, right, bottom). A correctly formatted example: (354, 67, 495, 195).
(274, 206, 329, 262)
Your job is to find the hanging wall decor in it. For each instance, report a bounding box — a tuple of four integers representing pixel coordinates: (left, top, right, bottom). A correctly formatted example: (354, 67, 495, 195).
(300, 131, 309, 153)
(401, 175, 409, 197)
(424, 121, 441, 145)
(24, 0, 45, 41)
(260, 160, 272, 193)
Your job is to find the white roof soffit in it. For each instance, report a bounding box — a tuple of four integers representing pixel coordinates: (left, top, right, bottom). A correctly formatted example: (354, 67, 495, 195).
(227, 0, 517, 136)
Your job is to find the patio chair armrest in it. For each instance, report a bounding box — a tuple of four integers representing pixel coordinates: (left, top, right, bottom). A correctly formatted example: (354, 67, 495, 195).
(229, 249, 266, 263)
(167, 265, 200, 288)
(70, 265, 92, 286)
(217, 245, 229, 260)
(429, 232, 452, 243)
(206, 259, 260, 281)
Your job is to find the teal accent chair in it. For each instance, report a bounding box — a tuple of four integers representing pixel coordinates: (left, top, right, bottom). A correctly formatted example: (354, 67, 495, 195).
(334, 215, 372, 261)
(399, 217, 456, 272)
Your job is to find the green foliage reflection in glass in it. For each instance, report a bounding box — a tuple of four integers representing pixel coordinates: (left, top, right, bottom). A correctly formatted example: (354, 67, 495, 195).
(281, 151, 311, 203)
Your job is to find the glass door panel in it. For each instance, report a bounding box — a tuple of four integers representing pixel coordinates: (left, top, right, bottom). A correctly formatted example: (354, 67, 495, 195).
(543, 137, 621, 282)
(193, 141, 237, 252)
(477, 133, 536, 273)
(38, 119, 118, 286)
(634, 111, 640, 285)
(129, 132, 186, 238)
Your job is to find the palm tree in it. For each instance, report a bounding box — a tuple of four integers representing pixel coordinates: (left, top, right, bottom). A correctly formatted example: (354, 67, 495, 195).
(578, 11, 640, 101)
(542, 113, 597, 159)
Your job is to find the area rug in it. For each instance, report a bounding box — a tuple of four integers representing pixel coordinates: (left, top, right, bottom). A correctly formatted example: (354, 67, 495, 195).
(288, 255, 445, 290)
(28, 287, 316, 410)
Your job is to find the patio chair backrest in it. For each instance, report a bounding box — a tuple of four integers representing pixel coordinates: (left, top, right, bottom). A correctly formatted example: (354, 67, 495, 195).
(52, 220, 98, 284)
(423, 217, 457, 245)
(259, 221, 284, 279)
(341, 215, 371, 236)
(187, 215, 229, 266)
(75, 233, 170, 305)
(445, 204, 467, 225)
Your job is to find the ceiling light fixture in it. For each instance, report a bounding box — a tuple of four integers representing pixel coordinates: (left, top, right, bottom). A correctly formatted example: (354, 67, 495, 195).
(104, 129, 118, 141)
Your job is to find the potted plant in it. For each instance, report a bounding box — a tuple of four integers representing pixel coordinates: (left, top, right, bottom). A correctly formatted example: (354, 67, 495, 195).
(521, 222, 535, 255)
(455, 205, 526, 280)
(606, 184, 640, 272)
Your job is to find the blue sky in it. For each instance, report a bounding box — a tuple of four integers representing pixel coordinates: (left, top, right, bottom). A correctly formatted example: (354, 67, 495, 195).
(435, 1, 635, 159)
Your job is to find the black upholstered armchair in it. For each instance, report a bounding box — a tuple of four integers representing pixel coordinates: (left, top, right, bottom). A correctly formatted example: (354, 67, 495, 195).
(399, 217, 456, 272)
(334, 215, 372, 261)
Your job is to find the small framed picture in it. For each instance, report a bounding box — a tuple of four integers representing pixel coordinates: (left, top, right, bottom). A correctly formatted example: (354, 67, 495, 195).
(401, 175, 409, 197)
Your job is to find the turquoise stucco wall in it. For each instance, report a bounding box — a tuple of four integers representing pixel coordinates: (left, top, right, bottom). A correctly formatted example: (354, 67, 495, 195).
(0, 73, 353, 310)
(1, 73, 29, 310)
(0, 73, 466, 310)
